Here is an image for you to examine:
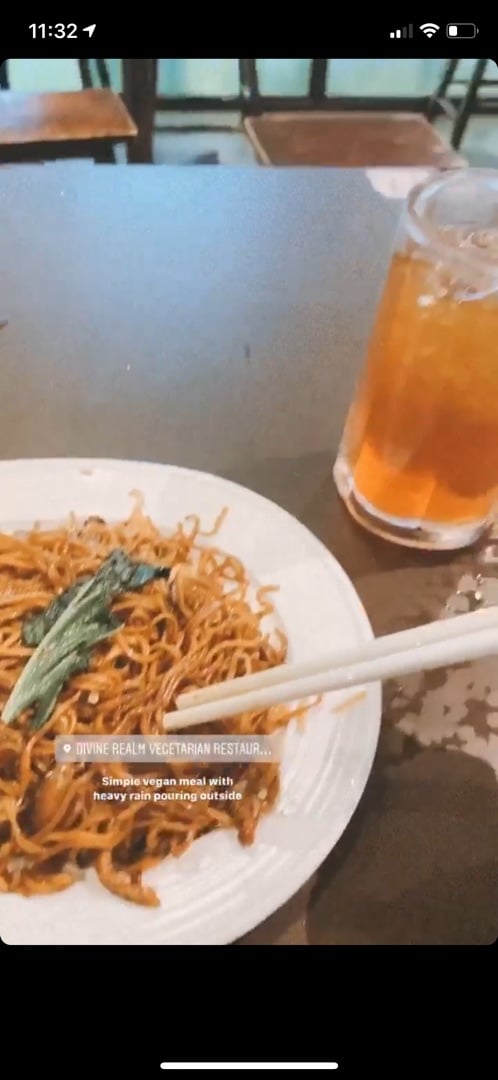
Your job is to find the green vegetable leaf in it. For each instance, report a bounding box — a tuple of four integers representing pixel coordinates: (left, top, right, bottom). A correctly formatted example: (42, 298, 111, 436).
(22, 578, 91, 647)
(2, 548, 170, 729)
(30, 650, 92, 730)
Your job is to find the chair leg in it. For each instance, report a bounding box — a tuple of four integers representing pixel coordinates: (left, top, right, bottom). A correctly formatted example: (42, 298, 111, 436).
(451, 57, 488, 149)
(94, 141, 116, 163)
(122, 59, 157, 163)
(426, 58, 459, 120)
(309, 59, 328, 103)
(96, 59, 111, 88)
(78, 59, 93, 88)
(238, 60, 259, 114)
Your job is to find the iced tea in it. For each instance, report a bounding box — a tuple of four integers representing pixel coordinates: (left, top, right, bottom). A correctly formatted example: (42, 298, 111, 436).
(334, 170, 498, 549)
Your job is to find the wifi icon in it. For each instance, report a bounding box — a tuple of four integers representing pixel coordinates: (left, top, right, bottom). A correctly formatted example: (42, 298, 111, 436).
(420, 22, 440, 36)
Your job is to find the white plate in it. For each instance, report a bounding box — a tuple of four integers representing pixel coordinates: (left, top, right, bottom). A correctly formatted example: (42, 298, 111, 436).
(0, 459, 381, 945)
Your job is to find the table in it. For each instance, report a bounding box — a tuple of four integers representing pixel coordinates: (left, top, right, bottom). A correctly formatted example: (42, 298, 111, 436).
(1, 166, 496, 945)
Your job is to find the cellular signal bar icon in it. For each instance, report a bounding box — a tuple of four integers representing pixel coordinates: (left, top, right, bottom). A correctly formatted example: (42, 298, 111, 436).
(390, 25, 414, 38)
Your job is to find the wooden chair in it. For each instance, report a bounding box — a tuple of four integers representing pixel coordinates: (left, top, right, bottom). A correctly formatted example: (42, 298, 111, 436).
(0, 89, 137, 164)
(244, 112, 466, 168)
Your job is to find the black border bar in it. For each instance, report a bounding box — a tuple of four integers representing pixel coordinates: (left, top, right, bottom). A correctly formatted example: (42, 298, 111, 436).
(0, 16, 496, 59)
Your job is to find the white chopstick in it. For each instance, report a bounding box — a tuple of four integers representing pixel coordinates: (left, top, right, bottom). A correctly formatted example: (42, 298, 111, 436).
(176, 606, 498, 711)
(163, 609, 498, 732)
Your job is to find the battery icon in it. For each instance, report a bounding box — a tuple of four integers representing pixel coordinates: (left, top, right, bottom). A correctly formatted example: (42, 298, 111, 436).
(446, 23, 478, 38)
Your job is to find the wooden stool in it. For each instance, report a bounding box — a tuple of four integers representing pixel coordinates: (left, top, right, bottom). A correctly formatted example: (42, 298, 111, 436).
(244, 112, 466, 168)
(0, 89, 137, 164)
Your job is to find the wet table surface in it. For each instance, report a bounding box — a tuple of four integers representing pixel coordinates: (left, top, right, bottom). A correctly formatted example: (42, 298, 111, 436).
(1, 165, 497, 945)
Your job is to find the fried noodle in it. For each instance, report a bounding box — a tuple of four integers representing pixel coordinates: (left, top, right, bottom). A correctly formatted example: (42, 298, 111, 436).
(0, 499, 305, 906)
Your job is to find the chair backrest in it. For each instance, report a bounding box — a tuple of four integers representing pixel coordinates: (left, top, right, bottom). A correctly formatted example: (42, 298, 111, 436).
(236, 59, 448, 116)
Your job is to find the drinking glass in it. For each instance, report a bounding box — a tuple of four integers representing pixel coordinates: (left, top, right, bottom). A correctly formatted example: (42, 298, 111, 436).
(334, 169, 498, 550)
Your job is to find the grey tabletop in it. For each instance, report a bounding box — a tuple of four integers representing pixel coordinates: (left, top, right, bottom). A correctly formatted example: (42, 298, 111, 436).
(1, 166, 396, 470)
(1, 165, 497, 945)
